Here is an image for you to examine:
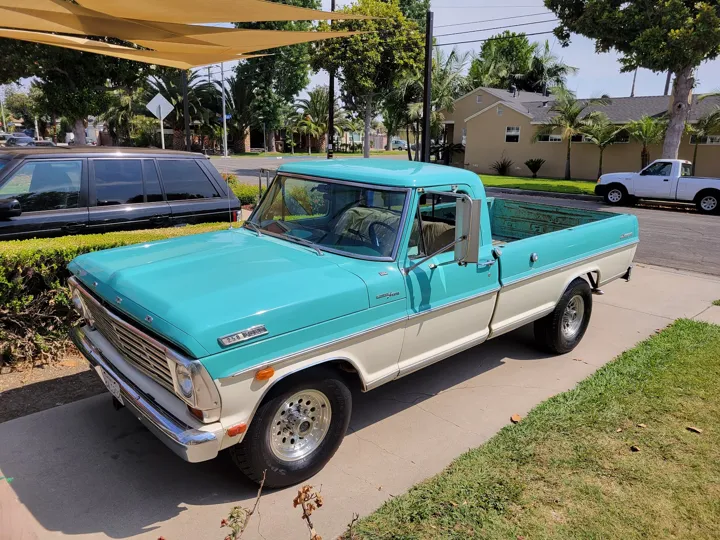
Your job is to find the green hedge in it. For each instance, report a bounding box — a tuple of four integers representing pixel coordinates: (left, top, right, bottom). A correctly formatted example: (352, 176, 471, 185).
(0, 223, 240, 367)
(221, 173, 267, 205)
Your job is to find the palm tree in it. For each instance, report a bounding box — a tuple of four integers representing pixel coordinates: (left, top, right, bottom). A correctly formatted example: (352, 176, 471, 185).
(297, 115, 322, 155)
(217, 75, 253, 153)
(533, 88, 609, 179)
(148, 70, 217, 150)
(581, 113, 622, 177)
(686, 108, 720, 175)
(100, 87, 146, 145)
(294, 86, 348, 152)
(624, 116, 667, 168)
(521, 41, 578, 94)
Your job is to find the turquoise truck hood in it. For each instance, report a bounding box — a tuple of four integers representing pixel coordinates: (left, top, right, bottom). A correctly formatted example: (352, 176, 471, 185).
(69, 229, 370, 358)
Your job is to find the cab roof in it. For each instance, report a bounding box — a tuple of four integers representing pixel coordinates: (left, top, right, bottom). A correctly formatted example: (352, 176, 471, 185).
(277, 159, 482, 189)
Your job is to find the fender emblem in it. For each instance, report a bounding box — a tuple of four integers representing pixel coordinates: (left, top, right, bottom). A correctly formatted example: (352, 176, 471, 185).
(620, 232, 633, 239)
(376, 291, 400, 299)
(218, 325, 268, 347)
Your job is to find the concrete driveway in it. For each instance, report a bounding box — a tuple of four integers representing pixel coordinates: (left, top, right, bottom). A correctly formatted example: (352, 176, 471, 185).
(2, 264, 719, 540)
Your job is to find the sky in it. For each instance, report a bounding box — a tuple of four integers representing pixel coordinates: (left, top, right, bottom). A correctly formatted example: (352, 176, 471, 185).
(304, 0, 720, 99)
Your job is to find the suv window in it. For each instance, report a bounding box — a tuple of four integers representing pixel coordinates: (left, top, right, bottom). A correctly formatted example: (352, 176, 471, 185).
(0, 160, 82, 212)
(94, 159, 144, 205)
(157, 159, 220, 200)
(143, 160, 164, 202)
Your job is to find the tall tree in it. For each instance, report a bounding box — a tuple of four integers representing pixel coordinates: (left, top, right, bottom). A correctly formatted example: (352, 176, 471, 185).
(580, 113, 622, 177)
(396, 0, 430, 28)
(99, 86, 147, 145)
(686, 107, 720, 175)
(294, 86, 347, 151)
(544, 0, 720, 159)
(0, 40, 147, 144)
(216, 75, 254, 153)
(467, 32, 535, 90)
(312, 0, 424, 158)
(533, 88, 608, 179)
(624, 116, 667, 168)
(520, 40, 577, 94)
(235, 0, 319, 152)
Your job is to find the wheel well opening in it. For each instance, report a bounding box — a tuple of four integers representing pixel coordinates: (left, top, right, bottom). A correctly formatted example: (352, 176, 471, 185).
(695, 188, 719, 201)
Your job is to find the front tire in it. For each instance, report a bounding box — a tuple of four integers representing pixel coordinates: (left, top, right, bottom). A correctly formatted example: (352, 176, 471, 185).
(534, 278, 593, 354)
(229, 368, 352, 488)
(696, 190, 719, 214)
(604, 184, 628, 205)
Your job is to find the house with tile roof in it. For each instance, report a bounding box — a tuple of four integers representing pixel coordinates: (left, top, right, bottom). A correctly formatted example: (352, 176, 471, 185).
(439, 87, 720, 180)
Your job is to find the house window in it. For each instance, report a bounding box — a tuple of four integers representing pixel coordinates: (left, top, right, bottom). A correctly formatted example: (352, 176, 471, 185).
(690, 135, 720, 145)
(505, 126, 520, 143)
(476, 95, 483, 104)
(537, 134, 562, 142)
(570, 134, 592, 143)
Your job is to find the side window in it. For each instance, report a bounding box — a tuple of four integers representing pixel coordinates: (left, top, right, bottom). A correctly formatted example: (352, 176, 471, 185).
(93, 159, 143, 205)
(411, 193, 458, 258)
(143, 160, 164, 202)
(681, 163, 693, 177)
(158, 159, 220, 201)
(642, 162, 672, 176)
(0, 160, 82, 212)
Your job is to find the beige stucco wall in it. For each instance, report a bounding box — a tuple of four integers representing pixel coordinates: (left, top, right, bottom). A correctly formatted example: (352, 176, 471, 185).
(441, 89, 503, 145)
(463, 106, 720, 179)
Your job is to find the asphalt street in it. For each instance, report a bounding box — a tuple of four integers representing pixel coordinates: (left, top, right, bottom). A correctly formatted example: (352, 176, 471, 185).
(210, 156, 720, 277)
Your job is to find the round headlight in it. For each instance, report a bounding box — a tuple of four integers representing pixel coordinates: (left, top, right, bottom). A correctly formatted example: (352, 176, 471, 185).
(175, 364, 194, 399)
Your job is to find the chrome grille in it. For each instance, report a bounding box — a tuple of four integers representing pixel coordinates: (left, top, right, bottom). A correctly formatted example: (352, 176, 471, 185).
(78, 288, 175, 393)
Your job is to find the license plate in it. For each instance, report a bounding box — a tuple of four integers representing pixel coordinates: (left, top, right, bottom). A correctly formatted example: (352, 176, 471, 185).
(98, 367, 124, 406)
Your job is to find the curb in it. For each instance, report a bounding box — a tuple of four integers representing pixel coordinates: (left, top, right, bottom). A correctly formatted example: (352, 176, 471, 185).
(484, 186, 601, 202)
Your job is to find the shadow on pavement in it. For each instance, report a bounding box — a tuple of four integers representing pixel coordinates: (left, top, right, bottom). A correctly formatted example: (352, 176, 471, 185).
(0, 326, 547, 538)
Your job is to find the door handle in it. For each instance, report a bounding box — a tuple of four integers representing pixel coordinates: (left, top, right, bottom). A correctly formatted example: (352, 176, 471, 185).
(478, 259, 495, 268)
(663, 178, 669, 182)
(63, 223, 86, 233)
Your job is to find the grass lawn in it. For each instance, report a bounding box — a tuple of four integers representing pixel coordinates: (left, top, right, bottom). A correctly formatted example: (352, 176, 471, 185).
(353, 319, 720, 539)
(480, 174, 597, 195)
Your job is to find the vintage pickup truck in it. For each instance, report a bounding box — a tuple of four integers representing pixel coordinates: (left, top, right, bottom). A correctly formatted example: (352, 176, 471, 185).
(595, 158, 720, 214)
(69, 160, 638, 487)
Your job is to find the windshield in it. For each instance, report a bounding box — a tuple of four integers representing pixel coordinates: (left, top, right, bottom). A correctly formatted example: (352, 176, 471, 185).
(249, 175, 408, 259)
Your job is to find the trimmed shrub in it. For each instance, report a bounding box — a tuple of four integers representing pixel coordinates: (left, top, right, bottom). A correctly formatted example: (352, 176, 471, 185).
(221, 173, 267, 205)
(0, 223, 239, 368)
(524, 158, 547, 178)
(491, 156, 514, 176)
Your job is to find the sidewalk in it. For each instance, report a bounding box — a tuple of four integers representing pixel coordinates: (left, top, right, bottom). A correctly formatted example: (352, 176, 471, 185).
(1, 264, 719, 540)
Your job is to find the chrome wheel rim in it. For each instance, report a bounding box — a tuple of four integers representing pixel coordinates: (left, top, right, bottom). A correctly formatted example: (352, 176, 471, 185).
(269, 390, 332, 461)
(561, 295, 585, 339)
(607, 189, 623, 203)
(700, 196, 717, 212)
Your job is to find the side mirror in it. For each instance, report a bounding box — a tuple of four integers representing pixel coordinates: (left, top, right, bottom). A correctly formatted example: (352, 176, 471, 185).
(454, 195, 481, 265)
(0, 198, 22, 218)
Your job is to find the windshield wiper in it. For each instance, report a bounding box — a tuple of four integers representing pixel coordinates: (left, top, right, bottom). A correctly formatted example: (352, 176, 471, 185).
(277, 233, 323, 256)
(243, 221, 262, 236)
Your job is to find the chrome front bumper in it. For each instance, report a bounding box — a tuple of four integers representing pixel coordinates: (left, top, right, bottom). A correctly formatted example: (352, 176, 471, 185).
(71, 326, 222, 463)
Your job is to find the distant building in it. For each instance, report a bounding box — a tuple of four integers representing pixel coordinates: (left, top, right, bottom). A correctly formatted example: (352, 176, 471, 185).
(440, 87, 720, 179)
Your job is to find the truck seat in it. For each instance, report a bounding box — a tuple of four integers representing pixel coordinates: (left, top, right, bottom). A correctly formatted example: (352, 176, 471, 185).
(421, 221, 455, 254)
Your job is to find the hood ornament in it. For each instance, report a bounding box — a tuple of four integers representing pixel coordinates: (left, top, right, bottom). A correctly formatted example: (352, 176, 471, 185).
(218, 325, 268, 347)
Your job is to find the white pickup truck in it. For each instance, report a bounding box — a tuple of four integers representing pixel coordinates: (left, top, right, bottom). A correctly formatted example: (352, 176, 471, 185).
(595, 159, 720, 214)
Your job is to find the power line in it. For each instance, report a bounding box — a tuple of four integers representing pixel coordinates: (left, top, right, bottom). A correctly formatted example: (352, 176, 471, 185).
(435, 5, 545, 8)
(435, 12, 551, 29)
(436, 30, 556, 47)
(435, 18, 558, 37)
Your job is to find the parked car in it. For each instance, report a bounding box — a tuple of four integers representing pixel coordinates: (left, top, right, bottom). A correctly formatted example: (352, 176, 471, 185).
(0, 147, 241, 240)
(595, 159, 720, 214)
(5, 135, 36, 147)
(68, 160, 638, 488)
(0, 133, 13, 147)
(35, 139, 57, 147)
(391, 138, 408, 151)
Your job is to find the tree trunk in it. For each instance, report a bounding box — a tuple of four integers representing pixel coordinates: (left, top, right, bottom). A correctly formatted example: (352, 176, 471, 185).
(662, 67, 694, 159)
(267, 130, 276, 153)
(598, 147, 604, 178)
(565, 138, 572, 180)
(641, 145, 650, 168)
(363, 95, 372, 158)
(692, 141, 699, 175)
(406, 125, 412, 161)
(72, 119, 86, 145)
(173, 129, 185, 150)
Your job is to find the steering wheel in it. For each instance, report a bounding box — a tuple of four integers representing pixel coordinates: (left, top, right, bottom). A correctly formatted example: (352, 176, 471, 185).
(368, 221, 395, 251)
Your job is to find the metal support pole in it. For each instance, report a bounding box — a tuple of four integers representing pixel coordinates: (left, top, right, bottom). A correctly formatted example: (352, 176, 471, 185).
(327, 0, 336, 159)
(221, 62, 228, 157)
(421, 10, 433, 163)
(664, 71, 672, 96)
(182, 70, 191, 151)
(0, 87, 6, 132)
(158, 105, 165, 149)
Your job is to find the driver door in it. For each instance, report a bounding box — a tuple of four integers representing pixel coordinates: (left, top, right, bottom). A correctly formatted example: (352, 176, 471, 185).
(634, 161, 674, 198)
(397, 188, 499, 376)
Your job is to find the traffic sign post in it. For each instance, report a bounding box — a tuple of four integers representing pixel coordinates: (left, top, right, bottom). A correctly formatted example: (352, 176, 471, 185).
(146, 93, 173, 150)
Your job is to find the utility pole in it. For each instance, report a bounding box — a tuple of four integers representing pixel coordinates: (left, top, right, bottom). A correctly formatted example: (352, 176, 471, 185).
(664, 71, 672, 96)
(421, 10, 433, 163)
(221, 62, 228, 157)
(327, 0, 336, 159)
(0, 86, 6, 132)
(182, 70, 191, 151)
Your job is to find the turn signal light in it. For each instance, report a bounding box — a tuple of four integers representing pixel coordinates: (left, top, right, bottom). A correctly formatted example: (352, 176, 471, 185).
(227, 423, 247, 437)
(255, 366, 275, 381)
(187, 406, 204, 421)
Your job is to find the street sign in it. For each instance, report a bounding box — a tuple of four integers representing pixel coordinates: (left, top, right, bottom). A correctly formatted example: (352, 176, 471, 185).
(146, 93, 173, 149)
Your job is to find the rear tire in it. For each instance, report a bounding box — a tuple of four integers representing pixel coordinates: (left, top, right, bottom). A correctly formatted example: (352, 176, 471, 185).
(534, 278, 593, 354)
(603, 184, 628, 206)
(696, 190, 719, 214)
(229, 367, 352, 488)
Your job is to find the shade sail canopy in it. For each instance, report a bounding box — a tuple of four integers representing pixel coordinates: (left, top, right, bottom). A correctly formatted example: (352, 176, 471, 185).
(76, 0, 367, 24)
(0, 28, 264, 68)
